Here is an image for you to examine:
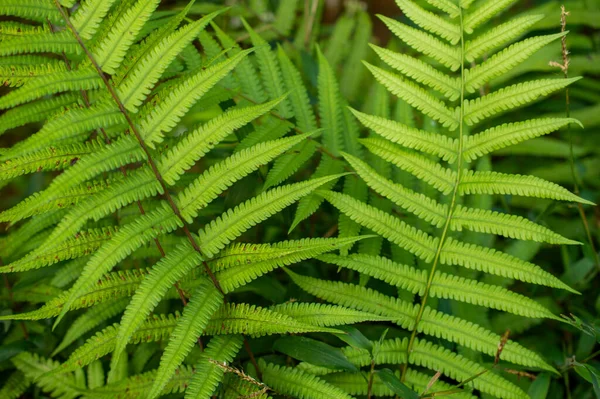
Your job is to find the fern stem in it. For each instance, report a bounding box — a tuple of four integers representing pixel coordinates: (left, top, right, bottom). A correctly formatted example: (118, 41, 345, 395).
(401, 7, 468, 382)
(52, 0, 225, 295)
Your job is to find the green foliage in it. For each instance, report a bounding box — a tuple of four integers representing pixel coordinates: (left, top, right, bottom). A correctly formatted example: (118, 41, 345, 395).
(0, 1, 598, 399)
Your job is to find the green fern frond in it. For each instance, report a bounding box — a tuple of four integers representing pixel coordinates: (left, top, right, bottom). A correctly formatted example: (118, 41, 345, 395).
(159, 97, 284, 185)
(277, 46, 317, 132)
(113, 242, 201, 366)
(0, 0, 62, 24)
(422, 0, 460, 18)
(138, 49, 251, 146)
(0, 93, 79, 136)
(0, 370, 31, 399)
(264, 140, 318, 190)
(56, 204, 181, 326)
(271, 302, 389, 326)
(364, 62, 458, 130)
(199, 174, 343, 257)
(241, 19, 292, 118)
(12, 353, 84, 399)
(459, 170, 593, 204)
(463, 78, 581, 125)
(0, 31, 79, 56)
(90, 0, 160, 74)
(118, 10, 222, 112)
(286, 269, 553, 371)
(397, 0, 461, 44)
(317, 253, 558, 319)
(378, 15, 460, 71)
(370, 44, 460, 101)
(70, 0, 119, 40)
(464, 13, 544, 62)
(53, 298, 128, 356)
(205, 303, 341, 336)
(185, 336, 244, 399)
(214, 236, 368, 293)
(462, 118, 583, 161)
(463, 0, 518, 33)
(360, 137, 456, 194)
(261, 360, 354, 399)
(0, 61, 67, 87)
(145, 280, 222, 398)
(1, 227, 117, 273)
(0, 67, 100, 110)
(465, 32, 567, 92)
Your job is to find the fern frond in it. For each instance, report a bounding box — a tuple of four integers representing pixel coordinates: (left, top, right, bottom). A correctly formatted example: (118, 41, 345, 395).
(343, 152, 447, 227)
(263, 140, 318, 190)
(185, 335, 244, 399)
(422, 0, 460, 18)
(113, 242, 201, 367)
(12, 353, 84, 399)
(53, 298, 128, 356)
(237, 117, 293, 152)
(319, 190, 438, 261)
(6, 102, 124, 157)
(0, 31, 79, 57)
(452, 205, 579, 244)
(364, 62, 458, 130)
(118, 10, 221, 112)
(335, 338, 529, 399)
(463, 0, 518, 33)
(440, 237, 578, 292)
(198, 174, 343, 257)
(0, 61, 67, 87)
(465, 13, 544, 62)
(159, 97, 283, 184)
(56, 204, 181, 326)
(1, 227, 117, 273)
(369, 44, 460, 101)
(0, 93, 79, 136)
(0, 141, 99, 181)
(260, 360, 354, 399)
(90, 0, 160, 74)
(138, 49, 251, 146)
(378, 15, 460, 71)
(350, 108, 457, 159)
(242, 19, 292, 118)
(71, 0, 119, 40)
(0, 370, 31, 399)
(459, 170, 593, 204)
(397, 0, 461, 44)
(465, 32, 567, 92)
(361, 137, 456, 194)
(462, 118, 582, 162)
(286, 270, 553, 371)
(322, 369, 475, 399)
(146, 279, 222, 399)
(277, 46, 317, 132)
(317, 253, 558, 319)
(214, 236, 369, 293)
(463, 78, 581, 125)
(0, 67, 100, 111)
(271, 302, 389, 326)
(0, 0, 62, 24)
(317, 47, 343, 157)
(86, 366, 193, 399)
(205, 303, 341, 336)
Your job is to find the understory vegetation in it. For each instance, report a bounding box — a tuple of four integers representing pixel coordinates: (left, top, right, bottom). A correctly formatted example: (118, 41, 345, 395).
(0, 0, 599, 398)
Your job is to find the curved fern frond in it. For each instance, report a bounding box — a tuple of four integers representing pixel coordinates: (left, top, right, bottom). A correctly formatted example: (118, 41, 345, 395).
(145, 279, 222, 399)
(199, 174, 344, 257)
(184, 335, 244, 399)
(396, 0, 461, 44)
(261, 360, 354, 399)
(462, 118, 583, 161)
(215, 236, 368, 293)
(0, 0, 62, 24)
(364, 62, 458, 130)
(70, 0, 119, 40)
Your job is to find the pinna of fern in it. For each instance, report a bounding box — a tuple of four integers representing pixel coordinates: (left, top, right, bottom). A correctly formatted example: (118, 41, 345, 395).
(283, 0, 593, 398)
(0, 1, 382, 399)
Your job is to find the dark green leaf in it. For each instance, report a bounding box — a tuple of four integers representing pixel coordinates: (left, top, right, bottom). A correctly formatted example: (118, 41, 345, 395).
(273, 336, 357, 372)
(377, 369, 419, 399)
